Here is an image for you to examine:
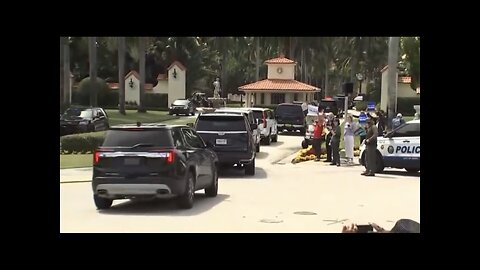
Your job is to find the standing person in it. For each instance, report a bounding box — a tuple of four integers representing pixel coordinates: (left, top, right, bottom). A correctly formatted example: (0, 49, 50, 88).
(330, 118, 341, 167)
(392, 113, 405, 129)
(344, 115, 355, 165)
(362, 119, 378, 176)
(312, 118, 323, 161)
(324, 114, 334, 163)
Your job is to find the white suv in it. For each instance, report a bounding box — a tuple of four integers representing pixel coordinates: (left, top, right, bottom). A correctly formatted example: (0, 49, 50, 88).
(250, 108, 278, 145)
(360, 119, 420, 173)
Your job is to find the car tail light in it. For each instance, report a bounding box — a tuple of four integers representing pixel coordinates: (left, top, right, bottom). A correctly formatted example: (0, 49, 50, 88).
(263, 114, 267, 128)
(166, 151, 175, 164)
(93, 149, 101, 165)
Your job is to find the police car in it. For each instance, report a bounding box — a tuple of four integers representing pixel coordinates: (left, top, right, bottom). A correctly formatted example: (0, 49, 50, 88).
(359, 119, 420, 173)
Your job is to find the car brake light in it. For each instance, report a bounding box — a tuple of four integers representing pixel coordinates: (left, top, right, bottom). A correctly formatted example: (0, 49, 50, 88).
(166, 151, 175, 164)
(93, 150, 100, 165)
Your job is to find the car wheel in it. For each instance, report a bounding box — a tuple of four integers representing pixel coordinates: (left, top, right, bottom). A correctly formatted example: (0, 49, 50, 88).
(94, 195, 112, 210)
(301, 140, 308, 149)
(271, 133, 278, 142)
(256, 143, 260, 153)
(177, 171, 195, 209)
(405, 168, 420, 173)
(245, 158, 255, 176)
(204, 165, 218, 197)
(264, 130, 271, 145)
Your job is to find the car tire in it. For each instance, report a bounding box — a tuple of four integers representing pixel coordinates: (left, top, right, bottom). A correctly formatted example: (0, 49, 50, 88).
(264, 130, 271, 145)
(177, 171, 195, 209)
(94, 195, 112, 210)
(204, 165, 218, 197)
(256, 143, 260, 153)
(405, 168, 420, 173)
(301, 140, 308, 149)
(271, 133, 278, 142)
(245, 158, 255, 176)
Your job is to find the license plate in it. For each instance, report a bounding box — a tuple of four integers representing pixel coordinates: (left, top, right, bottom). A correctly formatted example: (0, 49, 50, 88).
(216, 139, 227, 145)
(124, 158, 140, 165)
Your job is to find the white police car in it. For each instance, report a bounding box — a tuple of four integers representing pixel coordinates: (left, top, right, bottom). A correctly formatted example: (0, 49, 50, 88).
(359, 119, 420, 173)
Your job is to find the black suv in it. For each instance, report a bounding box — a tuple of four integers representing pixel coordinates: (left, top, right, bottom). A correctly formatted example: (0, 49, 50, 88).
(275, 103, 306, 135)
(60, 106, 109, 136)
(194, 113, 256, 175)
(92, 124, 219, 210)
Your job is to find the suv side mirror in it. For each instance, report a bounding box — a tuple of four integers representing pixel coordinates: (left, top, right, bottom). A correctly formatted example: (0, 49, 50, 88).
(250, 123, 258, 130)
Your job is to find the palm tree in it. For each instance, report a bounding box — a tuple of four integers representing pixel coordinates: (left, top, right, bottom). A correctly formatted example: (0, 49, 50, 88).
(88, 37, 98, 106)
(63, 37, 71, 106)
(118, 37, 126, 115)
(138, 37, 146, 113)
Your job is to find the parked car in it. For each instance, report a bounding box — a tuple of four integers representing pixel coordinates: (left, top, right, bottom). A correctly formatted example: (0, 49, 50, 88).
(250, 107, 278, 145)
(194, 113, 256, 175)
(60, 106, 109, 136)
(214, 108, 261, 152)
(92, 123, 219, 210)
(169, 99, 196, 116)
(275, 103, 307, 135)
(359, 119, 420, 173)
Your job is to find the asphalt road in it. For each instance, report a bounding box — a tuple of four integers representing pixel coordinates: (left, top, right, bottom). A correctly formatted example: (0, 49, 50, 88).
(60, 131, 420, 233)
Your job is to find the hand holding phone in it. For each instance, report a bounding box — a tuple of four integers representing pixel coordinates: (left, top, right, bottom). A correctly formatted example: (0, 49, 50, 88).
(356, 224, 374, 233)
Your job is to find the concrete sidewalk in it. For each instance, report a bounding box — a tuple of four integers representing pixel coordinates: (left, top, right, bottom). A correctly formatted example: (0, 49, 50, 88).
(60, 167, 92, 183)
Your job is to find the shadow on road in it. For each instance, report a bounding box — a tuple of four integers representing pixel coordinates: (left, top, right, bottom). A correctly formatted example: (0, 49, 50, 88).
(99, 193, 230, 216)
(269, 141, 284, 146)
(218, 166, 268, 179)
(256, 152, 269, 159)
(376, 170, 420, 178)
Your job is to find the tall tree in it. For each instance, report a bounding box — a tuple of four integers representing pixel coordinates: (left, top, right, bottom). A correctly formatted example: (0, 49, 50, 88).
(88, 37, 98, 106)
(118, 37, 126, 115)
(63, 37, 71, 106)
(400, 37, 420, 91)
(138, 37, 146, 113)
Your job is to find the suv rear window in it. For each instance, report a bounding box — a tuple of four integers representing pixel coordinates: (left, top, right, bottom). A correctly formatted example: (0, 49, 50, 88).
(276, 105, 303, 115)
(196, 116, 246, 131)
(252, 111, 264, 120)
(103, 129, 174, 147)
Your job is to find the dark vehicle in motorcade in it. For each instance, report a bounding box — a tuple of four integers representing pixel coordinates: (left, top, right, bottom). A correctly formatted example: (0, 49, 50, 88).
(190, 92, 212, 107)
(168, 99, 196, 116)
(275, 103, 307, 135)
(60, 106, 109, 136)
(92, 123, 219, 210)
(214, 108, 261, 152)
(194, 113, 256, 175)
(318, 97, 339, 115)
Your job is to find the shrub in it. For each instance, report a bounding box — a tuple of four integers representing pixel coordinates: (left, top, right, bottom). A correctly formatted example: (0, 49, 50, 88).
(75, 77, 111, 106)
(61, 131, 106, 154)
(397, 97, 420, 116)
(145, 94, 168, 108)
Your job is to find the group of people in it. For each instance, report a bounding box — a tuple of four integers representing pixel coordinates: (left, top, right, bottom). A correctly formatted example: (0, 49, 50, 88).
(310, 109, 389, 177)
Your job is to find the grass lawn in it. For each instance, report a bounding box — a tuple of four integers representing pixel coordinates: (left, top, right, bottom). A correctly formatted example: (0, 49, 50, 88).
(60, 154, 92, 169)
(106, 110, 178, 126)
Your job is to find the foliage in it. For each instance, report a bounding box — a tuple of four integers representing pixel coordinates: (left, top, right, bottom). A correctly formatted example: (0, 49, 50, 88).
(400, 37, 420, 91)
(397, 97, 420, 116)
(61, 131, 106, 154)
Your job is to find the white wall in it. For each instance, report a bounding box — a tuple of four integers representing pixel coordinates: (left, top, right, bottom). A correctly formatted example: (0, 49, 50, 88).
(153, 81, 168, 94)
(167, 65, 186, 106)
(397, 83, 419, 98)
(125, 75, 140, 104)
(267, 64, 295, 80)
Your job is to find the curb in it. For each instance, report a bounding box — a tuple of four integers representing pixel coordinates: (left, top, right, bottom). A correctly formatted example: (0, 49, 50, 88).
(60, 180, 91, 184)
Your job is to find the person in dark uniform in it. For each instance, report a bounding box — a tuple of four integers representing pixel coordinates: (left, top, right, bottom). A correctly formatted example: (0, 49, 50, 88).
(362, 119, 378, 176)
(330, 118, 341, 166)
(323, 115, 333, 163)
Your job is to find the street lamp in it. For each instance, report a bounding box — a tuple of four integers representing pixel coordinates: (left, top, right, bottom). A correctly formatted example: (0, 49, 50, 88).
(356, 73, 364, 94)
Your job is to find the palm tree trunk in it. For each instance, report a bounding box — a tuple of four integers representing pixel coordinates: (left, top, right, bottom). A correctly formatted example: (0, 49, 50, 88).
(118, 37, 126, 115)
(88, 37, 98, 107)
(63, 37, 70, 106)
(138, 37, 146, 113)
(255, 37, 260, 81)
(324, 60, 329, 98)
(60, 37, 64, 109)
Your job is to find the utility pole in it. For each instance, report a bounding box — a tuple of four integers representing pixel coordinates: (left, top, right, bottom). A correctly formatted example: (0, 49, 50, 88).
(387, 37, 400, 130)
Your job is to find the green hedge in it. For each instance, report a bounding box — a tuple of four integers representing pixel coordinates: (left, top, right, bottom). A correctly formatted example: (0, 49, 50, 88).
(145, 94, 168, 108)
(60, 131, 106, 154)
(397, 97, 420, 116)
